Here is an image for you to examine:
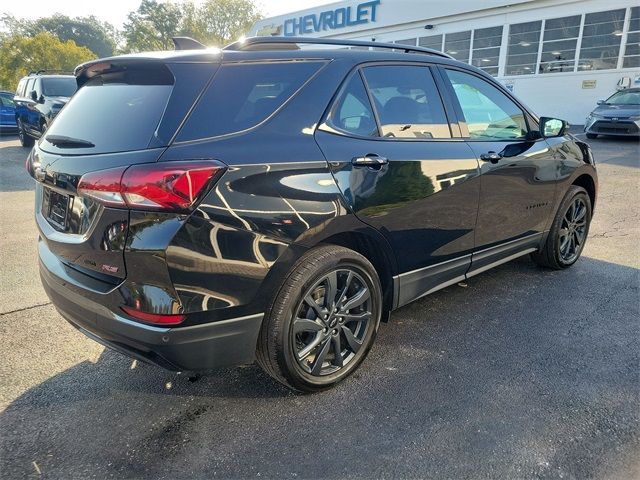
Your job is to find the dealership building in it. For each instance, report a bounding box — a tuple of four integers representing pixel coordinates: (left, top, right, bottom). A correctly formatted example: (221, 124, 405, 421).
(250, 0, 639, 124)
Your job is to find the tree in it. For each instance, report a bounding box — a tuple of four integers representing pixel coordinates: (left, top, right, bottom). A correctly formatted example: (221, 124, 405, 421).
(1, 14, 118, 57)
(121, 0, 263, 52)
(0, 33, 96, 91)
(122, 0, 183, 52)
(182, 0, 262, 47)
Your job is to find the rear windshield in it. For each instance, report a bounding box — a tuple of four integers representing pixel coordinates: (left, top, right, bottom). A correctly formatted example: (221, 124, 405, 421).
(176, 61, 324, 142)
(42, 77, 77, 97)
(41, 67, 173, 155)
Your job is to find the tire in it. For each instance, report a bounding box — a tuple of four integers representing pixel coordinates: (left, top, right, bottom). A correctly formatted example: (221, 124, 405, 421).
(586, 133, 597, 139)
(256, 245, 382, 392)
(531, 185, 592, 269)
(17, 119, 35, 148)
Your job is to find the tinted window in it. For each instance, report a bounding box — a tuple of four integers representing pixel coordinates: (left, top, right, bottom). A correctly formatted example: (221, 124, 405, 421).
(325, 72, 377, 137)
(445, 69, 528, 140)
(42, 77, 77, 97)
(178, 61, 324, 141)
(362, 65, 450, 139)
(42, 67, 173, 154)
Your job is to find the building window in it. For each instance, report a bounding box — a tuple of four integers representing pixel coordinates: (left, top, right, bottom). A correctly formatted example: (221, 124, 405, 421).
(539, 15, 581, 73)
(623, 7, 640, 68)
(578, 9, 625, 71)
(419, 34, 443, 51)
(471, 26, 503, 76)
(506, 21, 542, 75)
(444, 31, 471, 62)
(395, 38, 417, 46)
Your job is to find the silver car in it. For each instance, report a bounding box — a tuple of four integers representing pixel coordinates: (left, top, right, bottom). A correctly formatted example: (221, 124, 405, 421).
(584, 88, 640, 139)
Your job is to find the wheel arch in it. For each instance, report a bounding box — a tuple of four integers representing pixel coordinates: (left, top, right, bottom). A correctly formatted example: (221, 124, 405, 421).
(572, 173, 596, 211)
(314, 228, 398, 322)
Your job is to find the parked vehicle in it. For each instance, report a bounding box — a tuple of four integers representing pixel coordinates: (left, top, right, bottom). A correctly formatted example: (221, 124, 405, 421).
(0, 90, 17, 133)
(28, 37, 597, 392)
(584, 87, 640, 139)
(13, 72, 77, 147)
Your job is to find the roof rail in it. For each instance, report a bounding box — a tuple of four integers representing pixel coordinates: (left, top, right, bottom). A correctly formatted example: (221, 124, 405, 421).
(28, 70, 74, 76)
(224, 36, 454, 60)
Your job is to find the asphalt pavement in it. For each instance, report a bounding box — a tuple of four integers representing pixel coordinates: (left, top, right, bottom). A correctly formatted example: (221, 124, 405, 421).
(0, 131, 638, 479)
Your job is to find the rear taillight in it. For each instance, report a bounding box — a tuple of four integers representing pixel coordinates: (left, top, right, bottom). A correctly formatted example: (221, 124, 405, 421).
(77, 160, 226, 211)
(121, 306, 186, 326)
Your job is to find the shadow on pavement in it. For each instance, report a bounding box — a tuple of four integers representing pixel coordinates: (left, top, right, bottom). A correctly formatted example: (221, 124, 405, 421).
(0, 137, 33, 193)
(1, 255, 638, 479)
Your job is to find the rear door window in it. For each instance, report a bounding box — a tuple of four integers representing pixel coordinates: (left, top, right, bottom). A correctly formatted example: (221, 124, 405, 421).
(41, 67, 174, 155)
(362, 65, 451, 139)
(25, 78, 35, 97)
(325, 72, 378, 137)
(177, 61, 325, 141)
(16, 79, 26, 96)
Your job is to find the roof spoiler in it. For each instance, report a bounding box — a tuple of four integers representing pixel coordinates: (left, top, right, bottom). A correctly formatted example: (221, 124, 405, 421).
(172, 37, 206, 50)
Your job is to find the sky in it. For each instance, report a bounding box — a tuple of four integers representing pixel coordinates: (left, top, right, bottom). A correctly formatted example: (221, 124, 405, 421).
(2, 0, 336, 29)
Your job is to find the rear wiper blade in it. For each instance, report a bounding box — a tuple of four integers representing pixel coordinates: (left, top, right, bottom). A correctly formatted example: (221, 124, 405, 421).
(45, 135, 95, 148)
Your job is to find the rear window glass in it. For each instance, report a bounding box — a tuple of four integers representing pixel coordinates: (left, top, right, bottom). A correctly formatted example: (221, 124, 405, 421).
(42, 77, 77, 97)
(177, 61, 324, 141)
(41, 67, 173, 155)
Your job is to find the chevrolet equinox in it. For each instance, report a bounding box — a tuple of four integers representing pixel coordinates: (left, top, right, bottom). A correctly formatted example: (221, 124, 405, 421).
(28, 37, 598, 392)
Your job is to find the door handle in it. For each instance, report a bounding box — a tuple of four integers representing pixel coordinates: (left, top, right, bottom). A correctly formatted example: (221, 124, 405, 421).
(479, 151, 502, 164)
(351, 154, 389, 167)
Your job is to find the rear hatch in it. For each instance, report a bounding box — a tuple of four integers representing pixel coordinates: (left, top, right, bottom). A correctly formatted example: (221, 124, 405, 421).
(29, 57, 220, 283)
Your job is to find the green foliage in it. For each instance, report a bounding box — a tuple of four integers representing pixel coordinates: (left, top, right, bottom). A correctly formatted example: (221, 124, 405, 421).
(0, 0, 263, 90)
(1, 14, 118, 57)
(122, 0, 262, 52)
(123, 0, 183, 52)
(181, 0, 263, 47)
(0, 32, 96, 91)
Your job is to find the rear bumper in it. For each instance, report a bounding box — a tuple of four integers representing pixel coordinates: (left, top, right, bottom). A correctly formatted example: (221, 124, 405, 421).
(39, 241, 263, 372)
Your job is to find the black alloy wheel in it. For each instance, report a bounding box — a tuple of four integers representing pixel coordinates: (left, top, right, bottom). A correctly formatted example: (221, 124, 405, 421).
(292, 268, 373, 376)
(531, 185, 592, 269)
(558, 196, 588, 264)
(256, 245, 382, 392)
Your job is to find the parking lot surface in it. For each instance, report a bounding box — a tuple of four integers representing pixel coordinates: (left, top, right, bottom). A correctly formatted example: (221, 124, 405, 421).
(0, 131, 638, 479)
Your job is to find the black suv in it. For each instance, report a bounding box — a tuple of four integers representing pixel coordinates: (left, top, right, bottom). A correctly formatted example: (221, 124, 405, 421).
(14, 71, 77, 147)
(28, 37, 597, 392)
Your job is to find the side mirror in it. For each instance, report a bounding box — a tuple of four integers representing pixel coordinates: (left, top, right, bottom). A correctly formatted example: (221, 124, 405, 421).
(597, 99, 605, 105)
(539, 117, 569, 138)
(30, 90, 38, 101)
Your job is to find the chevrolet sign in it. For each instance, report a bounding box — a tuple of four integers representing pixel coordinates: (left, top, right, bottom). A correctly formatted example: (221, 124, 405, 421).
(283, 0, 380, 36)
